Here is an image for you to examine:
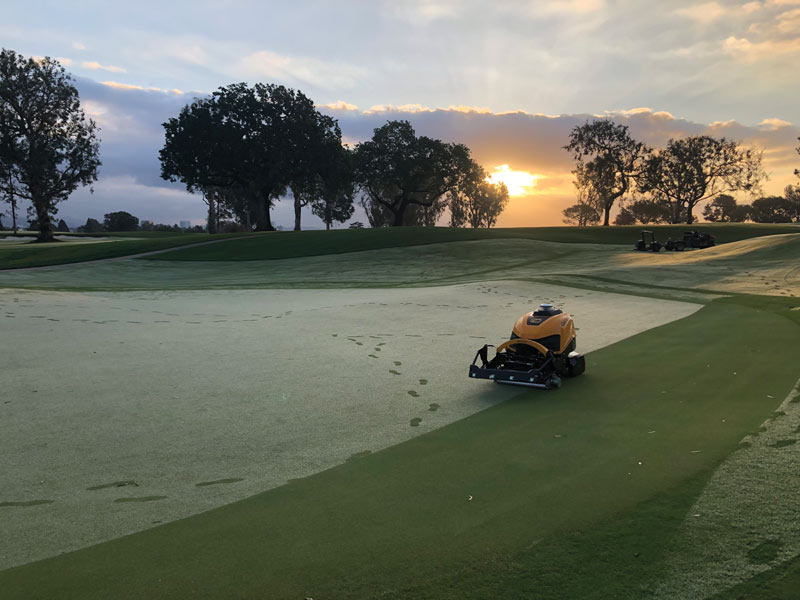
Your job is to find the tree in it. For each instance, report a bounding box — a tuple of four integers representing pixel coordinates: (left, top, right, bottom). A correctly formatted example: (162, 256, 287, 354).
(77, 217, 105, 233)
(613, 207, 636, 225)
(449, 153, 488, 228)
(103, 211, 139, 231)
(638, 136, 764, 224)
(795, 137, 799, 181)
(56, 218, 70, 232)
(749, 196, 794, 223)
(161, 83, 321, 232)
(462, 181, 509, 228)
(309, 144, 355, 230)
(625, 198, 672, 224)
(786, 184, 800, 222)
(701, 194, 748, 222)
(354, 121, 471, 227)
(565, 120, 646, 226)
(562, 202, 600, 226)
(287, 110, 346, 231)
(1, 173, 19, 234)
(0, 49, 100, 242)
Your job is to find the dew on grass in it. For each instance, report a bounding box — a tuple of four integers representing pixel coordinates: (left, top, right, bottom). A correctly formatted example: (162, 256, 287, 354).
(347, 450, 372, 461)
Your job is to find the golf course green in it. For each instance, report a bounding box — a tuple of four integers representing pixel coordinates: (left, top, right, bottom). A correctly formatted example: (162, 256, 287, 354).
(1, 225, 798, 599)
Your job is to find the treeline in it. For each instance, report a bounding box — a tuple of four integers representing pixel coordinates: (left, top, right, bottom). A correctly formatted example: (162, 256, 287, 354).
(0, 49, 509, 243)
(159, 86, 509, 233)
(601, 188, 800, 226)
(561, 120, 799, 226)
(71, 212, 206, 233)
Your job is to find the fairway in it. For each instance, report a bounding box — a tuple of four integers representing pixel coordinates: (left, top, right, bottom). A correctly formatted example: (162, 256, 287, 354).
(1, 228, 799, 599)
(0, 282, 698, 569)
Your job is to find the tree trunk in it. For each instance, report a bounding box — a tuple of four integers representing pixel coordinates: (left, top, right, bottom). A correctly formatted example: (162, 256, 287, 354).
(686, 201, 695, 224)
(254, 195, 275, 231)
(11, 196, 18, 235)
(33, 195, 55, 242)
(602, 206, 610, 226)
(206, 193, 216, 234)
(294, 194, 302, 231)
(671, 201, 682, 224)
(392, 200, 407, 226)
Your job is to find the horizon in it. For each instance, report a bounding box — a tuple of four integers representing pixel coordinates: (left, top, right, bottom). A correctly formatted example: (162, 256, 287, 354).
(2, 0, 799, 228)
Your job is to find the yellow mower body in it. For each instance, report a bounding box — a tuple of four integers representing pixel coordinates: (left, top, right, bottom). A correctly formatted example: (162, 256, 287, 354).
(510, 309, 577, 355)
(469, 303, 585, 389)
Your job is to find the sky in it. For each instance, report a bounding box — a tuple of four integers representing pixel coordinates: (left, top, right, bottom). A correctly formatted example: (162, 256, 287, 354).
(2, 0, 799, 228)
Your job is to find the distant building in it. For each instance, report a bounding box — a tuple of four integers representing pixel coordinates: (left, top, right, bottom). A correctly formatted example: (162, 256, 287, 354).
(179, 220, 191, 229)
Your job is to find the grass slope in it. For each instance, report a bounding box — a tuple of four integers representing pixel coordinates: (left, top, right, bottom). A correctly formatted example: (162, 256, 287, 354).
(149, 224, 799, 262)
(713, 554, 800, 599)
(2, 299, 799, 599)
(0, 233, 251, 270)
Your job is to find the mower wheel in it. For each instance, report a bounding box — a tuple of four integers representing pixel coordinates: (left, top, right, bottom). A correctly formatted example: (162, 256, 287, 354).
(548, 375, 562, 389)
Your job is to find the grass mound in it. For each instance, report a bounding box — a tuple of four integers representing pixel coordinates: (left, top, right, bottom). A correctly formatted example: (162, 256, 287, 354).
(148, 224, 799, 262)
(2, 298, 798, 599)
(0, 233, 251, 270)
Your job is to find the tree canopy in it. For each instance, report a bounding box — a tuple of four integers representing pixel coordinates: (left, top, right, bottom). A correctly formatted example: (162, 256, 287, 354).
(309, 143, 356, 230)
(749, 196, 797, 223)
(0, 49, 101, 242)
(77, 217, 104, 233)
(160, 83, 338, 232)
(562, 202, 600, 227)
(354, 121, 475, 227)
(104, 210, 139, 231)
(701, 194, 748, 222)
(638, 136, 764, 224)
(564, 120, 646, 226)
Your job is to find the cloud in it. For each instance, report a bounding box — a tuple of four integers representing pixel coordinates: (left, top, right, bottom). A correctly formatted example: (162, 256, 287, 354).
(63, 79, 800, 228)
(100, 81, 183, 94)
(536, 0, 605, 15)
(72, 41, 86, 51)
(238, 50, 365, 90)
(676, 1, 729, 23)
(758, 117, 793, 130)
(389, 0, 462, 24)
(318, 100, 359, 111)
(56, 57, 73, 66)
(82, 61, 126, 73)
(723, 34, 800, 60)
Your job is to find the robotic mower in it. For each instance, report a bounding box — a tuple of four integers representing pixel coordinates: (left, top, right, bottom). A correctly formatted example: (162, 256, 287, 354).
(469, 304, 585, 389)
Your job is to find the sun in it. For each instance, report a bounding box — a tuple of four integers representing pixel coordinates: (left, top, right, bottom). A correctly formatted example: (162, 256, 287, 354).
(486, 164, 538, 196)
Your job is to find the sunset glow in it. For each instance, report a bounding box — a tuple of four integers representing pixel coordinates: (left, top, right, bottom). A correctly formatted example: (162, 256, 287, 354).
(486, 164, 538, 196)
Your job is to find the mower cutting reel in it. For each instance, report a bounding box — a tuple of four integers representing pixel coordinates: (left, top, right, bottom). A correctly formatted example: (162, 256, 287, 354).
(469, 304, 586, 389)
